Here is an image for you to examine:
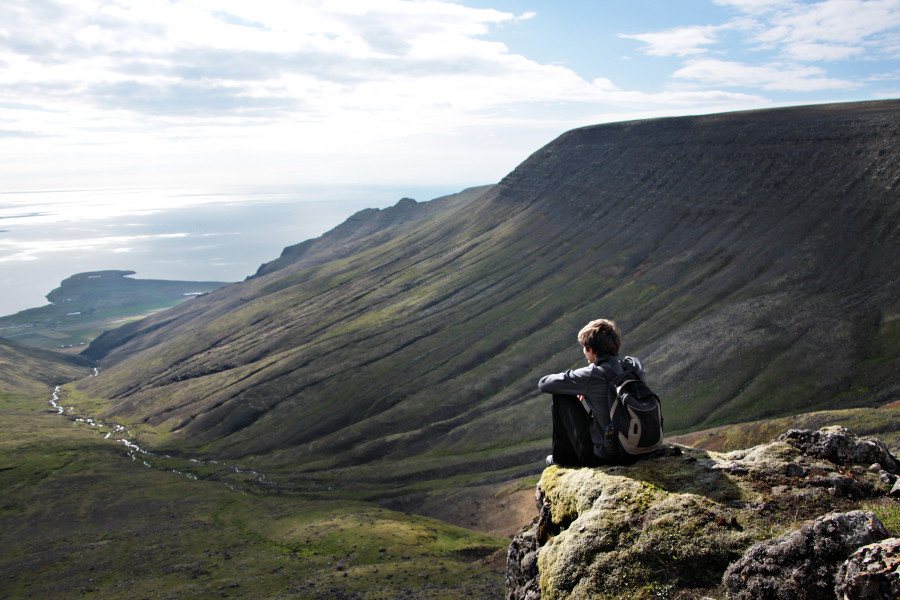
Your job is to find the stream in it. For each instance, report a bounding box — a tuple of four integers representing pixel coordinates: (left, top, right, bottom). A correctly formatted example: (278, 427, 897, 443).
(49, 380, 276, 492)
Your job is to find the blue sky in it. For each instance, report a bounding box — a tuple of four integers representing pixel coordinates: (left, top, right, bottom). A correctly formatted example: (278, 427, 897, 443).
(1, 0, 898, 192)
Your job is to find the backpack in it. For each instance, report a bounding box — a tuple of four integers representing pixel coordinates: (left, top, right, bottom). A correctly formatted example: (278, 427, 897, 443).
(597, 357, 664, 456)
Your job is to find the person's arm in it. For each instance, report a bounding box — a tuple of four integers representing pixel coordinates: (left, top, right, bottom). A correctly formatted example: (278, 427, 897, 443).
(538, 365, 592, 397)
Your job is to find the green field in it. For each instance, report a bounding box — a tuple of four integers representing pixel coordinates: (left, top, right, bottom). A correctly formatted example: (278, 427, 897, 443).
(0, 388, 507, 599)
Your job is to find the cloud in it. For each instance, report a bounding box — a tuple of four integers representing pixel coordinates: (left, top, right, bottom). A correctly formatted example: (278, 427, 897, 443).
(866, 70, 900, 81)
(712, 0, 790, 12)
(783, 43, 864, 62)
(1, 0, 895, 190)
(717, 0, 900, 61)
(8, 0, 760, 161)
(210, 10, 268, 31)
(87, 80, 301, 117)
(0, 129, 45, 138)
(0, 0, 581, 131)
(622, 0, 899, 97)
(672, 58, 858, 91)
(620, 25, 722, 57)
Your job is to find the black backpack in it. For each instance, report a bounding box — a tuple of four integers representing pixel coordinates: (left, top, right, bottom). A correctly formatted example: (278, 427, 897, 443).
(598, 357, 664, 456)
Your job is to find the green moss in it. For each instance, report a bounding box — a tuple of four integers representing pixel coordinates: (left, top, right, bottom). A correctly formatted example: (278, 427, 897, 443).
(530, 432, 896, 599)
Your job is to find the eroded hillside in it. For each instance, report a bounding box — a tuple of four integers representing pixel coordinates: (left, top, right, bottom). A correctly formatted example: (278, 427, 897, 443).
(70, 100, 900, 503)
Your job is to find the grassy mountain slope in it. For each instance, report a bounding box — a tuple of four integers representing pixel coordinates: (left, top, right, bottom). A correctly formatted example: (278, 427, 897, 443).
(0, 337, 91, 397)
(70, 100, 900, 500)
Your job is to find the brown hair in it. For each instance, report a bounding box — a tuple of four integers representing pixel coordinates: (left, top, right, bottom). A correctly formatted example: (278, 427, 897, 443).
(578, 319, 621, 356)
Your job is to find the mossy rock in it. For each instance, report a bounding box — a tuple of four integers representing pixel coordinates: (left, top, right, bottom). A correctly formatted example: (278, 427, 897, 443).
(508, 427, 900, 600)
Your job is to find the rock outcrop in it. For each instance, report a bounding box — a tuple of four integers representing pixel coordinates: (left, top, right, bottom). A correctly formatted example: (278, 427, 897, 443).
(507, 427, 900, 600)
(723, 511, 889, 600)
(836, 538, 900, 600)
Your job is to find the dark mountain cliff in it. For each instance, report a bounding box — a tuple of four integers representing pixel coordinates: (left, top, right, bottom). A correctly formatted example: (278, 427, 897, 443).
(72, 100, 899, 497)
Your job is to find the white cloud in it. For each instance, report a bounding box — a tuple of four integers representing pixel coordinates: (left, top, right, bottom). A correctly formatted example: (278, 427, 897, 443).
(784, 42, 864, 62)
(2, 0, 784, 190)
(0, 0, 538, 124)
(621, 25, 722, 57)
(621, 0, 898, 103)
(713, 0, 792, 12)
(717, 0, 900, 61)
(673, 58, 858, 91)
(0, 0, 586, 186)
(1, 0, 896, 191)
(866, 70, 900, 81)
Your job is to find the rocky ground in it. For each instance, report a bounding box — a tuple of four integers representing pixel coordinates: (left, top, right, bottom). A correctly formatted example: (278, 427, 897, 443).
(506, 426, 900, 600)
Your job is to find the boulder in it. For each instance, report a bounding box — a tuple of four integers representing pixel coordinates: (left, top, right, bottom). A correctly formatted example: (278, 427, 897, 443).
(506, 428, 899, 600)
(835, 537, 900, 600)
(722, 511, 889, 600)
(779, 427, 898, 474)
(506, 492, 545, 600)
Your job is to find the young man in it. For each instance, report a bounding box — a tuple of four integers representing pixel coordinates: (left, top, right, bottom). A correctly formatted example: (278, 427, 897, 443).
(538, 318, 645, 467)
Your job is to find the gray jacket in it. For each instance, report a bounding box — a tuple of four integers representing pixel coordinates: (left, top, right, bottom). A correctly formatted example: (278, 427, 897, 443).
(538, 355, 646, 457)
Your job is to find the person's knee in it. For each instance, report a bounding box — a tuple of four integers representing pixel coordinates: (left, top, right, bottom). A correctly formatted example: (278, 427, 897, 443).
(552, 393, 580, 405)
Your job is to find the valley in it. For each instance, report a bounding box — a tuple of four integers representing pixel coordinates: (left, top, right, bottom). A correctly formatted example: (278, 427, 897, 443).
(1, 100, 899, 598)
(0, 373, 507, 599)
(67, 101, 900, 500)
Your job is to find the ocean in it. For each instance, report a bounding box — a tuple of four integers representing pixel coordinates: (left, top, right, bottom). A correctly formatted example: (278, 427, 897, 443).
(0, 184, 462, 316)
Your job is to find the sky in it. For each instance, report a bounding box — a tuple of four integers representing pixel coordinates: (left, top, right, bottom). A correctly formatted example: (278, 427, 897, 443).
(1, 0, 898, 193)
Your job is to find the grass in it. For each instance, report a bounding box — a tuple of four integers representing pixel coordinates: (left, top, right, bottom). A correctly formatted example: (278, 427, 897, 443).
(863, 497, 900, 537)
(1, 313, 155, 351)
(669, 405, 900, 454)
(0, 388, 507, 600)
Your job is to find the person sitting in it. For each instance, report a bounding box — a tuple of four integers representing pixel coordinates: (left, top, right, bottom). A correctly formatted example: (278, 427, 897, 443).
(538, 318, 647, 467)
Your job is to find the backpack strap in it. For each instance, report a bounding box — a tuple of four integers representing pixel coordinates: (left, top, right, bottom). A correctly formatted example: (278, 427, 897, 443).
(595, 357, 623, 435)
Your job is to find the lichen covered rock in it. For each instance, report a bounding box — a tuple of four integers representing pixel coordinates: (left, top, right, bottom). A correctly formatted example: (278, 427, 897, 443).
(506, 428, 900, 600)
(723, 511, 889, 600)
(506, 502, 542, 600)
(835, 538, 900, 600)
(779, 427, 899, 474)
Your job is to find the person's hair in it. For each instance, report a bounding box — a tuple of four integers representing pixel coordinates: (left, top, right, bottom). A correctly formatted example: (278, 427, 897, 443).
(578, 319, 621, 356)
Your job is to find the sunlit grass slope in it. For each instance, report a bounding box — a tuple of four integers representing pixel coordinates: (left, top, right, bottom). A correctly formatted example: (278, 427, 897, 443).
(0, 337, 91, 392)
(0, 389, 506, 599)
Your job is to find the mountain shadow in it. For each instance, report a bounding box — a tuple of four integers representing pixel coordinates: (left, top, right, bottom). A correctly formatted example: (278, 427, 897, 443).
(72, 100, 900, 499)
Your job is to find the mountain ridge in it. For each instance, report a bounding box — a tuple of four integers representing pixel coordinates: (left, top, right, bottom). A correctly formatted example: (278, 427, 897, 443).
(68, 100, 900, 499)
